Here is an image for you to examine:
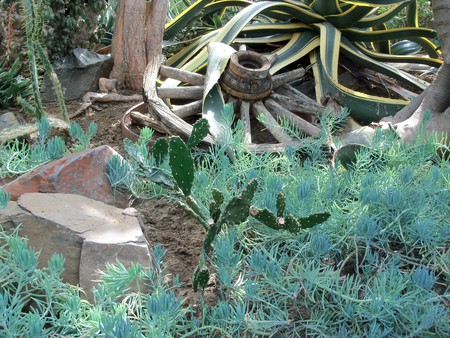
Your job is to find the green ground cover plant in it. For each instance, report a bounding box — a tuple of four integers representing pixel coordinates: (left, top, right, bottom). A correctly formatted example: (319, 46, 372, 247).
(0, 113, 448, 335)
(105, 109, 449, 336)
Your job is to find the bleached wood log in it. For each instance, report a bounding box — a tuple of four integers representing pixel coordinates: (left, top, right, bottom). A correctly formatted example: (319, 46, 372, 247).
(159, 65, 205, 86)
(240, 100, 252, 143)
(251, 101, 292, 143)
(265, 99, 321, 137)
(157, 86, 204, 100)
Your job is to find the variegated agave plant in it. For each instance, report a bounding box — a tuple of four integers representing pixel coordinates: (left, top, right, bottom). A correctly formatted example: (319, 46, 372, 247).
(164, 0, 441, 123)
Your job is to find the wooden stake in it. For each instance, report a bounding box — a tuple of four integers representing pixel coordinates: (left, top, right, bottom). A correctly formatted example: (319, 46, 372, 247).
(274, 84, 324, 115)
(246, 141, 302, 153)
(272, 68, 306, 89)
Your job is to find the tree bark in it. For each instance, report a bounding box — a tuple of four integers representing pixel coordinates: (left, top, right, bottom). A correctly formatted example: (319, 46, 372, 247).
(379, 0, 450, 142)
(110, 0, 148, 91)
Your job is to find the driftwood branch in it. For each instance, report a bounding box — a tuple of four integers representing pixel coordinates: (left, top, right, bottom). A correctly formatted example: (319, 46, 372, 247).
(130, 111, 168, 134)
(147, 97, 214, 144)
(159, 65, 205, 86)
(157, 86, 204, 100)
(172, 100, 202, 118)
(71, 92, 143, 118)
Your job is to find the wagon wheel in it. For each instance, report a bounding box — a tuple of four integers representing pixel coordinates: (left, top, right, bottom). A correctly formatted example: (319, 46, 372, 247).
(137, 48, 326, 153)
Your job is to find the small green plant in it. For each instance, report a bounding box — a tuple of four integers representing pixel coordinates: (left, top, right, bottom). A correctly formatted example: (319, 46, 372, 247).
(16, 0, 68, 121)
(146, 119, 260, 292)
(0, 57, 32, 109)
(1, 117, 97, 178)
(110, 118, 330, 293)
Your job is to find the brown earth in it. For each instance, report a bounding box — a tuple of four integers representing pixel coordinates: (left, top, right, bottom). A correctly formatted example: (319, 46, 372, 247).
(44, 100, 215, 307)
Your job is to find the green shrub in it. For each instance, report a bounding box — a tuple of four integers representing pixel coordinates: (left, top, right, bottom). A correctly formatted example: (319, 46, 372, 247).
(0, 0, 106, 60)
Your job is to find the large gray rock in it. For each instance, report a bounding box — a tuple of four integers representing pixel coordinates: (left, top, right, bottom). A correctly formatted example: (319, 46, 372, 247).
(42, 48, 113, 102)
(0, 193, 150, 301)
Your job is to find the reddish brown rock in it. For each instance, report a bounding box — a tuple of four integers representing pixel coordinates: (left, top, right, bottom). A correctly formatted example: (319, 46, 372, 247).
(1, 145, 130, 208)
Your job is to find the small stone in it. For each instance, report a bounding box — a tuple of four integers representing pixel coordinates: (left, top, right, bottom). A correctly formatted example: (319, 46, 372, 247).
(122, 207, 138, 217)
(99, 77, 119, 93)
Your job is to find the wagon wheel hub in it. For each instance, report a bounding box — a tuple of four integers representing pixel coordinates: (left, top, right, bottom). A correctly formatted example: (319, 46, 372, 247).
(220, 51, 273, 101)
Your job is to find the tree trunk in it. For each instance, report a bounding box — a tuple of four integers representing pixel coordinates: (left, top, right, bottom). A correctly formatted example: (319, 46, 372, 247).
(380, 0, 450, 142)
(110, 0, 147, 91)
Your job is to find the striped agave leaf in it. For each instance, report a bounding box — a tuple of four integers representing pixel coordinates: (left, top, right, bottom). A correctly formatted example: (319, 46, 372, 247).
(162, 0, 441, 123)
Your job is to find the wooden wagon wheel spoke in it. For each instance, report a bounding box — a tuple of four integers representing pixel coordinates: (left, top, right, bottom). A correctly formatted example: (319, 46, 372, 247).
(128, 45, 324, 152)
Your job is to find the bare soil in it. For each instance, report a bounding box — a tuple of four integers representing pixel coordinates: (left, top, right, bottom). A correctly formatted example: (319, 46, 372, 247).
(45, 99, 216, 307)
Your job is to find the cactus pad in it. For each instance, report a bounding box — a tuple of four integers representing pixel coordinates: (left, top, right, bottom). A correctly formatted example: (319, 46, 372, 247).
(276, 192, 286, 218)
(152, 138, 169, 166)
(221, 197, 251, 225)
(284, 214, 302, 233)
(203, 225, 218, 253)
(251, 207, 278, 229)
(212, 188, 224, 206)
(239, 178, 258, 202)
(169, 136, 194, 196)
(193, 265, 210, 292)
(299, 212, 331, 229)
(188, 118, 210, 148)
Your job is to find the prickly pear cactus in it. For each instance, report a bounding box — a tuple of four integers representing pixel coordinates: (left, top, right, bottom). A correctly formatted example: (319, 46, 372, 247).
(250, 189, 330, 232)
(276, 192, 286, 218)
(299, 212, 331, 229)
(193, 265, 210, 292)
(152, 138, 169, 166)
(188, 119, 210, 148)
(240, 178, 258, 203)
(209, 188, 224, 223)
(250, 207, 278, 229)
(169, 136, 194, 196)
